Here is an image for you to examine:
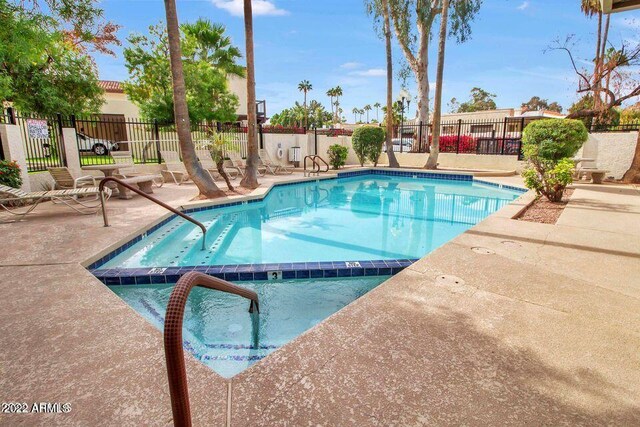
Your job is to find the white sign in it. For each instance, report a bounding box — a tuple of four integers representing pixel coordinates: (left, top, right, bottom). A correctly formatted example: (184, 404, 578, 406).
(26, 119, 49, 139)
(267, 271, 283, 281)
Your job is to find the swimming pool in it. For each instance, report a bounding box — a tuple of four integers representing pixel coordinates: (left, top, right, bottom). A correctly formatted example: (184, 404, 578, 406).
(111, 276, 387, 377)
(92, 172, 522, 284)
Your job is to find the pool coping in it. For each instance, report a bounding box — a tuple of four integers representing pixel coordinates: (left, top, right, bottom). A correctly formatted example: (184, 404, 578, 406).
(85, 168, 527, 286)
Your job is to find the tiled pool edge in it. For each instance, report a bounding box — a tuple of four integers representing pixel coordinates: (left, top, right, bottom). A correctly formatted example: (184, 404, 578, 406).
(92, 259, 418, 286)
(88, 169, 527, 285)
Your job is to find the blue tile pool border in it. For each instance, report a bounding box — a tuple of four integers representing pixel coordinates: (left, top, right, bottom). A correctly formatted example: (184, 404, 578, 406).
(87, 169, 527, 281)
(91, 259, 416, 286)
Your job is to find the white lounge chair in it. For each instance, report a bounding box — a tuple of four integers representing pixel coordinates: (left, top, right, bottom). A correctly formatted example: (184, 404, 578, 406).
(259, 149, 294, 175)
(111, 151, 164, 187)
(195, 149, 239, 181)
(160, 151, 190, 185)
(48, 167, 97, 190)
(227, 151, 266, 177)
(0, 184, 111, 222)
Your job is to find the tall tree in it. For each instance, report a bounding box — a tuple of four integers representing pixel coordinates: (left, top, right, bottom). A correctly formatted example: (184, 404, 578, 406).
(333, 86, 343, 123)
(374, 102, 382, 121)
(163, 0, 224, 198)
(365, 0, 399, 167)
(451, 87, 497, 112)
(425, 0, 449, 169)
(326, 88, 336, 119)
(297, 80, 312, 128)
(240, 0, 259, 189)
(521, 96, 563, 113)
(352, 107, 359, 123)
(389, 0, 481, 125)
(364, 104, 372, 122)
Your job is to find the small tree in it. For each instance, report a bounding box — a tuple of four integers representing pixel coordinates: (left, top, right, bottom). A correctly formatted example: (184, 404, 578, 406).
(352, 126, 385, 166)
(327, 144, 348, 170)
(204, 129, 236, 191)
(521, 119, 588, 202)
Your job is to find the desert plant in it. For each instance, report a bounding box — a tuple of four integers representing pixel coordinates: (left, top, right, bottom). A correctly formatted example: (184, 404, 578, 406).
(0, 160, 22, 188)
(327, 144, 348, 170)
(352, 126, 385, 166)
(521, 119, 588, 202)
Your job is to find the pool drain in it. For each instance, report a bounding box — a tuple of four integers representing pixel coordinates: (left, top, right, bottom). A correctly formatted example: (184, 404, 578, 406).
(471, 247, 495, 255)
(501, 240, 521, 248)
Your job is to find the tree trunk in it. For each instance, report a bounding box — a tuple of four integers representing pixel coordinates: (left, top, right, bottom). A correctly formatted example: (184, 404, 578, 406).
(240, 0, 260, 189)
(303, 91, 308, 129)
(383, 0, 399, 168)
(216, 159, 234, 190)
(425, 0, 449, 170)
(163, 0, 224, 198)
(622, 132, 640, 183)
(593, 11, 603, 112)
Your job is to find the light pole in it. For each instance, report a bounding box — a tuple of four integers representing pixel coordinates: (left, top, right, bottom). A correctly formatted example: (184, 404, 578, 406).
(396, 94, 411, 153)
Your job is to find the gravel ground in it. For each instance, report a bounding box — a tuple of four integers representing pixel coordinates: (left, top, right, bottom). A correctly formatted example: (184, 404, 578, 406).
(518, 189, 574, 224)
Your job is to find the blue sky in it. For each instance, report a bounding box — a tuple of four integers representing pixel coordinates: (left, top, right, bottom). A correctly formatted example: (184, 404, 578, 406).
(94, 0, 640, 120)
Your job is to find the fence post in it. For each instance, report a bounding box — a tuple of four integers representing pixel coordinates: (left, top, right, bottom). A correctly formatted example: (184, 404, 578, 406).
(56, 113, 68, 167)
(501, 117, 507, 155)
(6, 107, 16, 125)
(154, 119, 161, 164)
(456, 119, 462, 154)
(258, 123, 264, 149)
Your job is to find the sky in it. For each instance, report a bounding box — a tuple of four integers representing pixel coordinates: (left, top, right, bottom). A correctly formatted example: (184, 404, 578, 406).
(94, 0, 640, 121)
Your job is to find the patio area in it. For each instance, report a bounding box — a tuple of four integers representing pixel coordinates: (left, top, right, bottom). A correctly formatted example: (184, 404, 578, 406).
(0, 172, 639, 425)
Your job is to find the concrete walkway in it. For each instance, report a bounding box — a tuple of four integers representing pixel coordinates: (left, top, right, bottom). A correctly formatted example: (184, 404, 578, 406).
(1, 173, 639, 426)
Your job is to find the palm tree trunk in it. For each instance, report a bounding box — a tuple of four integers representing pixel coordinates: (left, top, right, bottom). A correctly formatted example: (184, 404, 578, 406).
(240, 0, 259, 189)
(425, 0, 449, 170)
(593, 11, 603, 113)
(383, 0, 399, 168)
(163, 0, 224, 198)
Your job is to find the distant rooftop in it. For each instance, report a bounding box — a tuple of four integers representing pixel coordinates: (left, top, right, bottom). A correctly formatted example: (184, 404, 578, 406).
(99, 80, 124, 94)
(601, 0, 640, 13)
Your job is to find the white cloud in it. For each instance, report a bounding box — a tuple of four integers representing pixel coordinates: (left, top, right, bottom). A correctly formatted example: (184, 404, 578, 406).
(340, 62, 362, 70)
(350, 68, 386, 77)
(517, 1, 530, 11)
(212, 0, 288, 17)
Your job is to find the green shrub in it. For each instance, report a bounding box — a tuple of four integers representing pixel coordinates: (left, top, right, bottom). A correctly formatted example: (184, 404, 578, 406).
(521, 119, 587, 202)
(352, 126, 385, 166)
(0, 160, 22, 188)
(327, 144, 348, 170)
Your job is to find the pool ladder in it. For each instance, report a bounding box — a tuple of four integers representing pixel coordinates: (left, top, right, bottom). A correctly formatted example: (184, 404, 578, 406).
(164, 272, 259, 427)
(98, 177, 208, 250)
(303, 155, 329, 177)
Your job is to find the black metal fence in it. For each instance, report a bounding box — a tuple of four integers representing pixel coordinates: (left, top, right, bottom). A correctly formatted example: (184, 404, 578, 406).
(392, 118, 527, 158)
(72, 116, 248, 166)
(591, 120, 640, 132)
(9, 109, 68, 172)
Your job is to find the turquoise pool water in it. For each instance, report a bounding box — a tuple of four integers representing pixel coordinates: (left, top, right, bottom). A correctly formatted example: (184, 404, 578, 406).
(111, 277, 387, 377)
(100, 175, 521, 269)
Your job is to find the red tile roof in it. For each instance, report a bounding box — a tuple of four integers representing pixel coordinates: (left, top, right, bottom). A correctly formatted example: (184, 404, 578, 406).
(99, 80, 124, 93)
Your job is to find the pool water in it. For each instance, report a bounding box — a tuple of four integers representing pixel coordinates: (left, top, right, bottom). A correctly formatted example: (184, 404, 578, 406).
(111, 276, 387, 377)
(100, 175, 521, 269)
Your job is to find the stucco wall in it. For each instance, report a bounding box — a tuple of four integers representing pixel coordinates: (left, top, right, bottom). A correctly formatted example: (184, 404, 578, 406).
(101, 93, 141, 118)
(377, 152, 523, 171)
(577, 131, 638, 180)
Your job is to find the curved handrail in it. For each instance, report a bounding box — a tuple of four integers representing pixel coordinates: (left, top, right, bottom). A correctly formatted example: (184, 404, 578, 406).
(164, 272, 259, 427)
(303, 155, 329, 176)
(98, 176, 208, 250)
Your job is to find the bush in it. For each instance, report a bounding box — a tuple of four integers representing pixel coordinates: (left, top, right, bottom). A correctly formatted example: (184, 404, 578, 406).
(521, 119, 587, 202)
(327, 144, 348, 170)
(352, 126, 385, 166)
(0, 160, 22, 188)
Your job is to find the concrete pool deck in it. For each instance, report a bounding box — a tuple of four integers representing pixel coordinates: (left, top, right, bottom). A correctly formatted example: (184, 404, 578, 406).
(1, 170, 639, 425)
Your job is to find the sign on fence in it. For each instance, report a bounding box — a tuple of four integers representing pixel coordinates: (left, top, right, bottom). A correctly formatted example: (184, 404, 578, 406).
(26, 119, 49, 139)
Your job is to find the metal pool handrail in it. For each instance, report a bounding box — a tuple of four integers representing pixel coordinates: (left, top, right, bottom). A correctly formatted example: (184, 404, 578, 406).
(303, 155, 329, 176)
(98, 176, 208, 250)
(164, 272, 259, 427)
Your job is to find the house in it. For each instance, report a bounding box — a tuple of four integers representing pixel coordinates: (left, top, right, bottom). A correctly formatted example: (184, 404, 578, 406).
(98, 78, 266, 124)
(601, 0, 640, 13)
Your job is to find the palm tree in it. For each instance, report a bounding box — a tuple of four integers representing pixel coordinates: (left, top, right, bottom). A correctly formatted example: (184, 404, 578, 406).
(333, 86, 343, 123)
(364, 104, 372, 123)
(298, 80, 312, 129)
(352, 107, 358, 123)
(373, 102, 381, 121)
(326, 88, 336, 119)
(240, 0, 259, 189)
(163, 0, 224, 198)
(581, 0, 609, 114)
(425, 0, 449, 170)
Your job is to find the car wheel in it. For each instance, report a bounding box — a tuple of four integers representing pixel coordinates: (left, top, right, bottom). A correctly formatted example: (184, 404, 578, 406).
(93, 144, 107, 156)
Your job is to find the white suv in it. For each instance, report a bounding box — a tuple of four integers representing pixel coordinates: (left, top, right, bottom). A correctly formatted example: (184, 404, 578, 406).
(77, 133, 119, 155)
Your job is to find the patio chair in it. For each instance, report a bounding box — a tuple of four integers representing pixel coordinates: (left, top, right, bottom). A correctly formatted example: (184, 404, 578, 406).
(227, 151, 266, 177)
(195, 149, 239, 181)
(48, 167, 97, 190)
(111, 151, 164, 187)
(160, 151, 190, 185)
(259, 149, 294, 175)
(0, 184, 111, 222)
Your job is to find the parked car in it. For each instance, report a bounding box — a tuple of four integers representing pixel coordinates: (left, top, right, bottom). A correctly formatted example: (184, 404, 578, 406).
(77, 132, 119, 155)
(383, 138, 413, 152)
